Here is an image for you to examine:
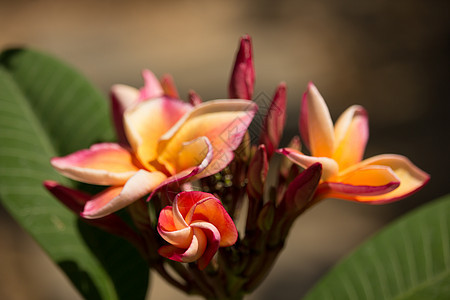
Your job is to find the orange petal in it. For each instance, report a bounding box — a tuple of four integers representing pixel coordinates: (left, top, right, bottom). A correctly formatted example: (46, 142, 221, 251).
(300, 82, 335, 157)
(124, 97, 193, 170)
(157, 99, 257, 176)
(82, 170, 167, 218)
(277, 148, 339, 180)
(185, 195, 238, 247)
(332, 105, 369, 169)
(340, 154, 429, 203)
(51, 143, 140, 185)
(324, 165, 400, 197)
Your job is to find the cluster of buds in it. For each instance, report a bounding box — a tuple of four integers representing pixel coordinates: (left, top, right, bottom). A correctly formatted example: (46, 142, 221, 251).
(44, 35, 429, 300)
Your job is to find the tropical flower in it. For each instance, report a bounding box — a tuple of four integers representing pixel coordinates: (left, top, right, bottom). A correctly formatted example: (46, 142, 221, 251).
(51, 70, 257, 218)
(157, 191, 238, 270)
(278, 82, 429, 203)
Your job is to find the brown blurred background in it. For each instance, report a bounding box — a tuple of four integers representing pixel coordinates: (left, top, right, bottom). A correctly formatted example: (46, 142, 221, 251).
(1, 0, 449, 299)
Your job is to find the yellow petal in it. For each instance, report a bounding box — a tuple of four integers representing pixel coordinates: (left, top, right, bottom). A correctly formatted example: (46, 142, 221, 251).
(123, 97, 192, 170)
(157, 99, 257, 175)
(301, 82, 335, 157)
(332, 105, 369, 169)
(337, 154, 430, 203)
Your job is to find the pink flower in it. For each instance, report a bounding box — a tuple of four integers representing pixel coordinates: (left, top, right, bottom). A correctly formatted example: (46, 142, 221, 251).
(278, 82, 429, 204)
(157, 191, 238, 270)
(51, 70, 257, 218)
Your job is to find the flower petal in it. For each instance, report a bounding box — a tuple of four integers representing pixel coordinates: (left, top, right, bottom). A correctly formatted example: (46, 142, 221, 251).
(336, 154, 430, 203)
(185, 196, 237, 247)
(300, 82, 335, 157)
(124, 97, 193, 170)
(147, 143, 213, 201)
(333, 105, 369, 169)
(323, 165, 400, 197)
(110, 84, 139, 145)
(190, 221, 221, 270)
(157, 99, 257, 176)
(139, 69, 164, 101)
(158, 224, 193, 249)
(82, 170, 167, 218)
(277, 148, 339, 180)
(51, 143, 140, 185)
(175, 137, 212, 175)
(158, 227, 207, 263)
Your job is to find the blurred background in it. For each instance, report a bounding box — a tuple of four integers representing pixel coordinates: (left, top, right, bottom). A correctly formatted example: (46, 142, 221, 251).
(0, 0, 449, 299)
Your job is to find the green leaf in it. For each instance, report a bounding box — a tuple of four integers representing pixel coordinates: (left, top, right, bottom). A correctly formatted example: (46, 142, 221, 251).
(0, 48, 149, 299)
(304, 195, 450, 300)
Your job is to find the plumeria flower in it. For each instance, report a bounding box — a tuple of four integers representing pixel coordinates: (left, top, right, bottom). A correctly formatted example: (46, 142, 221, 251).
(51, 70, 257, 218)
(278, 82, 429, 204)
(157, 191, 238, 270)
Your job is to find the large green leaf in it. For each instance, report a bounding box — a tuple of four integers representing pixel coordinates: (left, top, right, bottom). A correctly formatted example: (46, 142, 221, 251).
(304, 195, 450, 300)
(0, 48, 149, 299)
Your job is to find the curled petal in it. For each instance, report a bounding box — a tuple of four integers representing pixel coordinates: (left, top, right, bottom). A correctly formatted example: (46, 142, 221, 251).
(124, 97, 193, 169)
(158, 225, 193, 249)
(229, 34, 255, 100)
(335, 154, 430, 203)
(51, 143, 140, 185)
(157, 99, 257, 176)
(185, 195, 237, 247)
(190, 221, 221, 270)
(82, 170, 167, 218)
(110, 84, 139, 145)
(278, 148, 339, 180)
(139, 69, 164, 101)
(158, 227, 207, 263)
(160, 74, 180, 99)
(259, 82, 287, 157)
(300, 82, 335, 157)
(333, 105, 369, 169)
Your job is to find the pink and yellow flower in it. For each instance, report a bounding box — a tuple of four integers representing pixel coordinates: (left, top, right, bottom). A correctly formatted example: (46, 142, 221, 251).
(51, 70, 257, 218)
(279, 82, 429, 204)
(157, 191, 238, 270)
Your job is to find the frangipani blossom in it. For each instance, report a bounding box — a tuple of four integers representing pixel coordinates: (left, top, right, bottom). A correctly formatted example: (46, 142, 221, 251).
(279, 82, 429, 204)
(157, 191, 238, 270)
(51, 71, 257, 219)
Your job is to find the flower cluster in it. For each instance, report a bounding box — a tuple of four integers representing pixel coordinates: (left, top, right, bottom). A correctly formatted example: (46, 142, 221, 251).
(45, 34, 429, 299)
